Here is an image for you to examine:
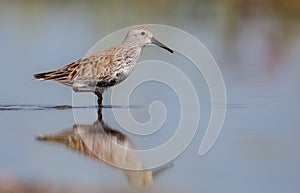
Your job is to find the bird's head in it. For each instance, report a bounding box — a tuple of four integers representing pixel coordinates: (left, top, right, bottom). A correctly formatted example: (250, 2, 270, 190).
(123, 26, 173, 53)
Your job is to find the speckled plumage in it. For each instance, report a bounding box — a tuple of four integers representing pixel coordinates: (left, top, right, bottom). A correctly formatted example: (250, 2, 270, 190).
(35, 46, 140, 88)
(34, 26, 173, 105)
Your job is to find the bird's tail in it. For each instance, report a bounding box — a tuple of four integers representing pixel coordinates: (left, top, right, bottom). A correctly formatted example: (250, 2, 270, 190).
(34, 62, 79, 81)
(34, 70, 62, 81)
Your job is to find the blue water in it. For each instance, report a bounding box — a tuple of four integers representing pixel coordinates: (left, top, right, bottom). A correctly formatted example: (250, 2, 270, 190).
(0, 1, 300, 193)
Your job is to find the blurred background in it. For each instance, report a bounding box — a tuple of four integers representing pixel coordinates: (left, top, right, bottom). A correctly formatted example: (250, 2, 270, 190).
(0, 0, 300, 193)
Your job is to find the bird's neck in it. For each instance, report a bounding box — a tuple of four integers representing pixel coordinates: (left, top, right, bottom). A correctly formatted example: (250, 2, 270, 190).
(120, 39, 143, 59)
(120, 36, 143, 63)
(125, 46, 142, 63)
(122, 36, 143, 49)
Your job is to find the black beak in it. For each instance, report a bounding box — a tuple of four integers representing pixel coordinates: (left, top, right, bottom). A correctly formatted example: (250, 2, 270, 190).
(151, 37, 173, 53)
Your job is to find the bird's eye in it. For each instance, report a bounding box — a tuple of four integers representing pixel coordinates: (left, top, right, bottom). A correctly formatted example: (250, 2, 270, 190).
(141, 31, 145, 36)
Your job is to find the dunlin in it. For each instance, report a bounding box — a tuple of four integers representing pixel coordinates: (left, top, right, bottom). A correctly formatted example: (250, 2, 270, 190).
(34, 26, 173, 106)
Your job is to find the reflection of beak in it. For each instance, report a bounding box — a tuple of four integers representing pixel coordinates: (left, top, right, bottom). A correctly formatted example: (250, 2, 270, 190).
(153, 162, 174, 178)
(151, 37, 173, 53)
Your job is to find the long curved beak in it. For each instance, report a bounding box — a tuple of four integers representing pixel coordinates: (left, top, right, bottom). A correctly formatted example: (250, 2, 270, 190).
(151, 37, 173, 53)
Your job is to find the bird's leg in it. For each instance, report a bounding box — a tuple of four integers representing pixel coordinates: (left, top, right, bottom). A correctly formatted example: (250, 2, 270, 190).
(97, 103, 103, 121)
(95, 88, 103, 108)
(73, 86, 103, 107)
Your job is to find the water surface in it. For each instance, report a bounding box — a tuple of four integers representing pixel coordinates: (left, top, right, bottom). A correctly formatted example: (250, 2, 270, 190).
(0, 1, 300, 193)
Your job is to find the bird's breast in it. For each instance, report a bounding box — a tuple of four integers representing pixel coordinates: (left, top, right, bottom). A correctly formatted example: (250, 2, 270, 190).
(112, 47, 141, 83)
(113, 64, 135, 84)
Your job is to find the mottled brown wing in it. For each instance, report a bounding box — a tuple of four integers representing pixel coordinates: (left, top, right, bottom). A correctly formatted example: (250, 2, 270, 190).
(33, 60, 81, 82)
(33, 50, 115, 85)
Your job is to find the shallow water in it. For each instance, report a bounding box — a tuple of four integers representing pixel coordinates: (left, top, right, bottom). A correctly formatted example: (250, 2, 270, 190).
(0, 1, 300, 193)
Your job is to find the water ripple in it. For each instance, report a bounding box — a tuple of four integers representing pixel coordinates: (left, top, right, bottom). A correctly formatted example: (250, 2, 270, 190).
(0, 104, 141, 111)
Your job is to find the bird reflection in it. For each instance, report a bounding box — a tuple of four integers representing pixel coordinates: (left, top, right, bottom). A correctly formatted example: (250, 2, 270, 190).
(37, 107, 171, 189)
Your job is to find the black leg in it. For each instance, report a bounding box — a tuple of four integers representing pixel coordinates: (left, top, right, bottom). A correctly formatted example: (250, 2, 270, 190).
(96, 92, 103, 120)
(97, 105, 102, 121)
(95, 89, 103, 107)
